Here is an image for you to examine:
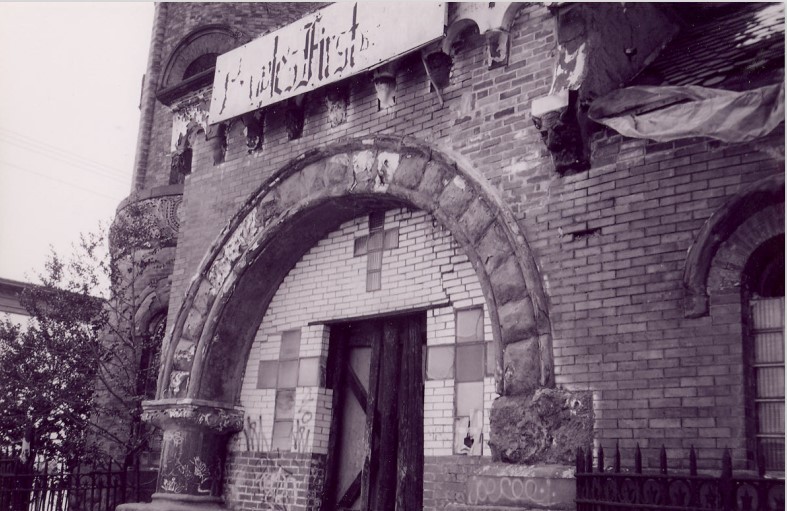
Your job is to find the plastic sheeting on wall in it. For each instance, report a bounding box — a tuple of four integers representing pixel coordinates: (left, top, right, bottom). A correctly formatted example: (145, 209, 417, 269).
(588, 83, 785, 143)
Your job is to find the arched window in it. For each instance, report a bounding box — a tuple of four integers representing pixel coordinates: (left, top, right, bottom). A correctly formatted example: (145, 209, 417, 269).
(742, 235, 784, 472)
(157, 25, 246, 106)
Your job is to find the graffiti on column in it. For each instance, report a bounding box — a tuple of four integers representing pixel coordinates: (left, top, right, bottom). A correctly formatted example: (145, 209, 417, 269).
(158, 430, 223, 496)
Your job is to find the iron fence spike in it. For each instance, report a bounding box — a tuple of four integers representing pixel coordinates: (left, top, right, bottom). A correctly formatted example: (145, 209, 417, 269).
(689, 445, 697, 476)
(660, 444, 667, 475)
(598, 444, 604, 473)
(722, 447, 733, 479)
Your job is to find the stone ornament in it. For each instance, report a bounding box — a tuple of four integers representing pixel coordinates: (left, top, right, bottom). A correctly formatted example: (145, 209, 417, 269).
(442, 2, 522, 69)
(142, 402, 244, 434)
(324, 83, 349, 127)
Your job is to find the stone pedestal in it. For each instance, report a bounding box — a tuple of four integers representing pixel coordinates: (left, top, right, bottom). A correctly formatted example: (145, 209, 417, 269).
(489, 388, 593, 465)
(118, 400, 243, 511)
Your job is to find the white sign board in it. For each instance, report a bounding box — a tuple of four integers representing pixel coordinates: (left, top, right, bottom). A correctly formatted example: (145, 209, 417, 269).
(209, 2, 446, 123)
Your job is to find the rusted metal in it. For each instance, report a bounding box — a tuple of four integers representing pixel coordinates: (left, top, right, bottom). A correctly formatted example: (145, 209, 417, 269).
(575, 444, 785, 511)
(0, 447, 156, 511)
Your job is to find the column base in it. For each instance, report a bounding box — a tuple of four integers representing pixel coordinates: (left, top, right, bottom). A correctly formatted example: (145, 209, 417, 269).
(118, 493, 225, 511)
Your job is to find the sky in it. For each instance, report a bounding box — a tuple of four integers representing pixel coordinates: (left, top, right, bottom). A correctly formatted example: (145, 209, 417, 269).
(0, 3, 154, 283)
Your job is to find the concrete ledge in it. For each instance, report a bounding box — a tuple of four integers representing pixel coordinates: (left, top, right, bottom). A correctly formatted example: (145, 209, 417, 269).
(465, 464, 576, 509)
(117, 493, 224, 511)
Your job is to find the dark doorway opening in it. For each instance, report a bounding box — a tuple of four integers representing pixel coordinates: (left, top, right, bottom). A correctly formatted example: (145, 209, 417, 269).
(324, 313, 425, 511)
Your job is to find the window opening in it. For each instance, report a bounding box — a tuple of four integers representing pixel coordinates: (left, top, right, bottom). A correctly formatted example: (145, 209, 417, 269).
(750, 297, 784, 471)
(455, 307, 486, 455)
(743, 235, 785, 473)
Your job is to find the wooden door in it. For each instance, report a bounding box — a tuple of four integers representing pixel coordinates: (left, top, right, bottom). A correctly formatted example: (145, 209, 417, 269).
(324, 314, 424, 511)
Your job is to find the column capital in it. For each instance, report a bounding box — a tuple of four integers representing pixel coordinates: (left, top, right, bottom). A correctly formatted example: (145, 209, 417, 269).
(141, 399, 244, 434)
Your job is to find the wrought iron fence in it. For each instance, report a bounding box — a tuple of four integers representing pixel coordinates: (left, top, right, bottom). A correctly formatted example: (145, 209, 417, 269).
(0, 447, 157, 511)
(575, 444, 785, 511)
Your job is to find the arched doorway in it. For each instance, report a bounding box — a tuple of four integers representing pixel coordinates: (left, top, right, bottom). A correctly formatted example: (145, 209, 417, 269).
(139, 137, 552, 508)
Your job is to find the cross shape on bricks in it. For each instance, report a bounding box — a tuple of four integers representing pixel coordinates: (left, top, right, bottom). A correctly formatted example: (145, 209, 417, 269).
(353, 211, 399, 291)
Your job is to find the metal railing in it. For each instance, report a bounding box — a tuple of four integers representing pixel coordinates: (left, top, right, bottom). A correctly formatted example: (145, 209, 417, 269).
(575, 444, 785, 511)
(0, 449, 156, 511)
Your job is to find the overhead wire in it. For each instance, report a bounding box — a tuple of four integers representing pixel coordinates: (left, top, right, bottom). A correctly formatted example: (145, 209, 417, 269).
(0, 126, 129, 175)
(0, 127, 130, 184)
(0, 159, 121, 202)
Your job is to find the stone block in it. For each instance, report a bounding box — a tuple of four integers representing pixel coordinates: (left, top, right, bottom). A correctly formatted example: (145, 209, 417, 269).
(173, 341, 196, 372)
(391, 152, 429, 190)
(438, 175, 475, 219)
(503, 338, 540, 395)
(459, 197, 496, 244)
(489, 256, 528, 305)
(276, 172, 303, 207)
(498, 297, 537, 345)
(324, 154, 352, 186)
(489, 388, 593, 465)
(299, 160, 327, 195)
(182, 307, 205, 343)
(419, 161, 449, 198)
(477, 223, 513, 274)
(351, 150, 378, 192)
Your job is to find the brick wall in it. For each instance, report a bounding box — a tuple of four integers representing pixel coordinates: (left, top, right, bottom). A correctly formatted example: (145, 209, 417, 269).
(147, 2, 784, 478)
(531, 131, 784, 470)
(224, 452, 325, 511)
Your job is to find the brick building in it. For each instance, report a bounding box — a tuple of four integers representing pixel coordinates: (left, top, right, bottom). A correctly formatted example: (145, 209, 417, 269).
(116, 3, 784, 510)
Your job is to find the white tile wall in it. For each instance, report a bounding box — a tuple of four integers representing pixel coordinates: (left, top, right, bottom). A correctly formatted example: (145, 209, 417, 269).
(235, 208, 497, 457)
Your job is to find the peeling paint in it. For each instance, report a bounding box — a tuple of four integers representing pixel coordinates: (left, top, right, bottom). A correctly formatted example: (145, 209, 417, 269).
(171, 99, 211, 152)
(374, 152, 400, 192)
(206, 208, 259, 293)
(452, 175, 467, 191)
(353, 151, 375, 173)
(567, 43, 587, 88)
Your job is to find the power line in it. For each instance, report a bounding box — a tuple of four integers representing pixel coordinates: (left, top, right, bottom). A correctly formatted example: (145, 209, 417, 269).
(0, 136, 129, 186)
(0, 159, 122, 202)
(0, 127, 130, 179)
(0, 126, 129, 175)
(0, 130, 130, 182)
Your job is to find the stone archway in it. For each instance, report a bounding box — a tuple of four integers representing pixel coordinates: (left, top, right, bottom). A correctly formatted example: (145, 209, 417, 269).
(133, 137, 553, 510)
(683, 173, 785, 317)
(160, 136, 551, 405)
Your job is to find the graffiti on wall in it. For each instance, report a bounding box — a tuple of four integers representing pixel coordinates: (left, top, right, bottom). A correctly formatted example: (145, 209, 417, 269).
(293, 388, 316, 452)
(467, 475, 568, 507)
(255, 465, 297, 510)
(242, 415, 270, 452)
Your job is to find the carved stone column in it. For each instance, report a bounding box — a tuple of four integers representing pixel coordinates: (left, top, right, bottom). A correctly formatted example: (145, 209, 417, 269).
(118, 401, 243, 511)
